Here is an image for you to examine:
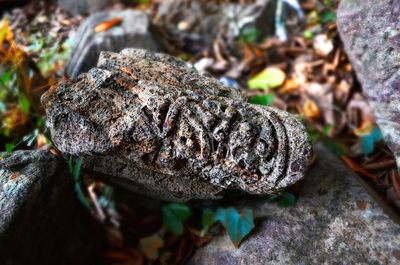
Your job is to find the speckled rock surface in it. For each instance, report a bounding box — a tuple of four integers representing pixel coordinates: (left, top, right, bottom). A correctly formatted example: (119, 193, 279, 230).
(189, 145, 400, 265)
(43, 49, 312, 201)
(0, 150, 103, 265)
(66, 10, 161, 78)
(337, 0, 400, 170)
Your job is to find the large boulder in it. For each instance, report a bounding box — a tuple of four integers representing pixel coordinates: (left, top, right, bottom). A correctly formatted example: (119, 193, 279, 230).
(66, 10, 162, 78)
(0, 150, 104, 265)
(189, 145, 400, 265)
(337, 0, 400, 169)
(42, 49, 312, 201)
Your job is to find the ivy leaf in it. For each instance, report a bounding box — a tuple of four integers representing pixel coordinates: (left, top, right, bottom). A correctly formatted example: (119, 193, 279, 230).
(360, 127, 383, 156)
(162, 203, 191, 235)
(201, 208, 215, 236)
(139, 234, 164, 260)
(214, 207, 255, 247)
(247, 67, 286, 90)
(249, 94, 275, 106)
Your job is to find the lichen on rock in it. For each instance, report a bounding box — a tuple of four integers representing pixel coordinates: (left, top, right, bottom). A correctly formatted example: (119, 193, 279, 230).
(42, 49, 312, 200)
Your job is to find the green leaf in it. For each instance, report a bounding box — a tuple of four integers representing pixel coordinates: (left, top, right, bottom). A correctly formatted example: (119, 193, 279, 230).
(241, 27, 260, 43)
(249, 94, 275, 106)
(162, 203, 191, 235)
(5, 143, 15, 153)
(247, 67, 286, 90)
(303, 30, 313, 40)
(266, 192, 296, 207)
(201, 209, 215, 236)
(323, 139, 344, 156)
(139, 234, 164, 260)
(214, 207, 255, 247)
(320, 11, 336, 24)
(18, 93, 30, 114)
(277, 192, 296, 207)
(68, 157, 83, 180)
(360, 127, 383, 155)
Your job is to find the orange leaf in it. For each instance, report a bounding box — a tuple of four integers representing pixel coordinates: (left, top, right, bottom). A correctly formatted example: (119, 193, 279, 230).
(95, 17, 122, 32)
(354, 120, 374, 137)
(303, 99, 321, 118)
(340, 156, 378, 181)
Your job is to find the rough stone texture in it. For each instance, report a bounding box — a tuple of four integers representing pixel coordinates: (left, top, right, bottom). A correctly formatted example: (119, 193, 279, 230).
(66, 10, 161, 78)
(58, 0, 109, 15)
(337, 0, 400, 170)
(42, 49, 312, 201)
(0, 150, 103, 265)
(155, 0, 276, 52)
(189, 145, 400, 265)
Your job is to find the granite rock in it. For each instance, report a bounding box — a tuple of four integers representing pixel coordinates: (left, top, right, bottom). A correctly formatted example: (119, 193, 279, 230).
(42, 49, 312, 201)
(189, 145, 400, 265)
(66, 10, 161, 78)
(337, 0, 400, 170)
(0, 150, 103, 265)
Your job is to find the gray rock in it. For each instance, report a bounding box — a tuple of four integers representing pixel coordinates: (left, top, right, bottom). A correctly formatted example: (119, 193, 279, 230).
(66, 10, 161, 78)
(58, 0, 109, 15)
(337, 0, 400, 170)
(0, 150, 103, 265)
(42, 49, 312, 201)
(155, 0, 276, 52)
(189, 145, 400, 265)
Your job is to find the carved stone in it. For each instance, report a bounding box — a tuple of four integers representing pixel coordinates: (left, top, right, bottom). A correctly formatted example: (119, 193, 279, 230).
(42, 49, 312, 200)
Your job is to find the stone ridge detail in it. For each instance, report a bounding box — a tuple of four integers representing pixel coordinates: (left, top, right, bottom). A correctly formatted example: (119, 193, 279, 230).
(42, 49, 312, 196)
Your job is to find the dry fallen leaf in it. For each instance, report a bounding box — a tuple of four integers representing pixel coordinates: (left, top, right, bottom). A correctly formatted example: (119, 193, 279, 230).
(95, 17, 122, 32)
(303, 99, 321, 118)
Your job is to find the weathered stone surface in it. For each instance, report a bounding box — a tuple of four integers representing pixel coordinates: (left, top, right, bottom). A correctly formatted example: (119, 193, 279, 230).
(189, 145, 400, 265)
(42, 49, 312, 200)
(66, 10, 161, 78)
(58, 0, 109, 15)
(155, 0, 276, 52)
(0, 150, 103, 265)
(337, 0, 400, 170)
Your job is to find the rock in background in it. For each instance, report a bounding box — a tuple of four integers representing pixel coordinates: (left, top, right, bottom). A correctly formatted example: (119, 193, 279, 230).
(154, 0, 276, 53)
(66, 10, 162, 78)
(0, 150, 104, 265)
(337, 0, 400, 170)
(58, 0, 110, 15)
(189, 145, 400, 265)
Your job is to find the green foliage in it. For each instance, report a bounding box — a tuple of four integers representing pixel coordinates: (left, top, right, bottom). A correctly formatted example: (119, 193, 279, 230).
(240, 27, 260, 43)
(201, 208, 215, 236)
(5, 143, 15, 153)
(68, 157, 91, 209)
(248, 67, 286, 90)
(320, 11, 336, 24)
(162, 203, 192, 235)
(266, 191, 296, 207)
(249, 94, 275, 106)
(303, 30, 313, 40)
(214, 207, 255, 247)
(360, 127, 383, 156)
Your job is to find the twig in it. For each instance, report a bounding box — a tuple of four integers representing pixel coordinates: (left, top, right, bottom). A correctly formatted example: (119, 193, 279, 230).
(363, 159, 396, 171)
